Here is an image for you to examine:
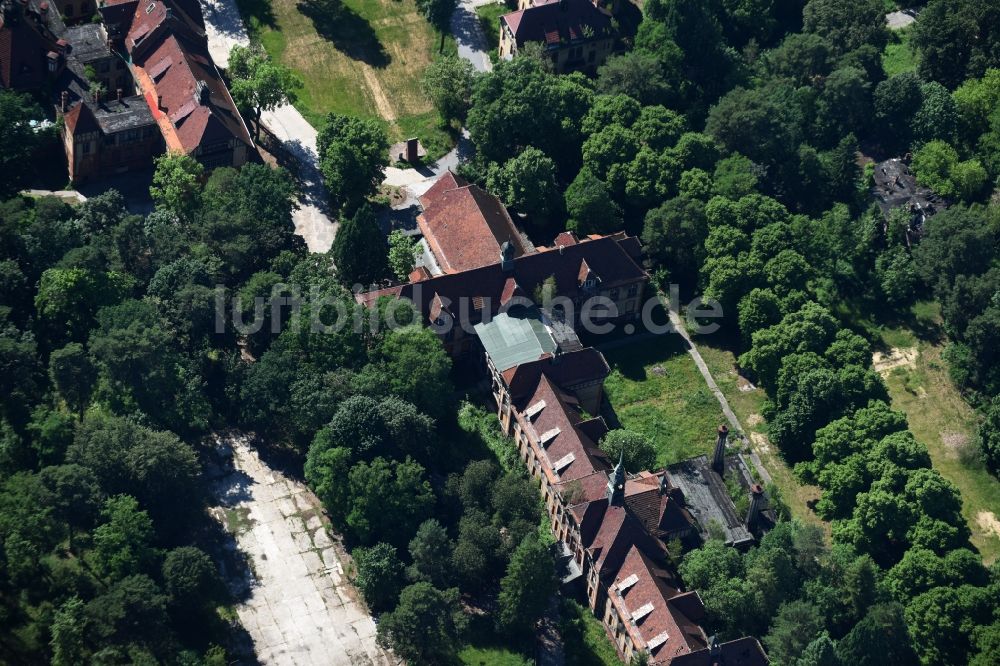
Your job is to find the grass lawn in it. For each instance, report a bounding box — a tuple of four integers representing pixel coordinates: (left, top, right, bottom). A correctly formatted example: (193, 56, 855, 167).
(237, 0, 457, 159)
(476, 2, 506, 52)
(883, 26, 917, 77)
(876, 309, 1000, 565)
(603, 334, 726, 466)
(459, 646, 532, 666)
(562, 600, 623, 666)
(694, 335, 826, 530)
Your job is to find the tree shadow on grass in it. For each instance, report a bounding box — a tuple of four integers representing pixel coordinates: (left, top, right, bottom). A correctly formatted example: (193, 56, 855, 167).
(297, 0, 391, 68)
(236, 0, 277, 31)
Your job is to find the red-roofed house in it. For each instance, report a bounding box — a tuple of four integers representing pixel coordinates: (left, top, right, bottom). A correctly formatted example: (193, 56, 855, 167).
(499, 0, 615, 74)
(125, 0, 252, 169)
(418, 171, 532, 274)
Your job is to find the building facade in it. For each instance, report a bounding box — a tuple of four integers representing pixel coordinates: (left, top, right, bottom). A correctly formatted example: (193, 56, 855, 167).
(1, 0, 252, 183)
(499, 0, 615, 74)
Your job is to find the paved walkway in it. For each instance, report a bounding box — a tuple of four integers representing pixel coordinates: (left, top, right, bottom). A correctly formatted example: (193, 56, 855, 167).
(666, 310, 773, 485)
(200, 0, 338, 253)
(21, 189, 87, 204)
(452, 0, 495, 73)
(208, 434, 393, 666)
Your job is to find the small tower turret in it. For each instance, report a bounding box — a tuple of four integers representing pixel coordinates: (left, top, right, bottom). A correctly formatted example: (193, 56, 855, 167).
(607, 451, 625, 505)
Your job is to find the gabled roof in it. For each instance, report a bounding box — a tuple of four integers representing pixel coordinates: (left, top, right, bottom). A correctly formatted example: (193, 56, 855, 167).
(624, 474, 695, 539)
(609, 546, 708, 664)
(670, 637, 770, 666)
(0, 8, 54, 90)
(504, 346, 609, 402)
(126, 0, 251, 154)
(501, 0, 612, 49)
(357, 233, 647, 330)
(417, 171, 529, 273)
(63, 100, 100, 134)
(523, 374, 610, 483)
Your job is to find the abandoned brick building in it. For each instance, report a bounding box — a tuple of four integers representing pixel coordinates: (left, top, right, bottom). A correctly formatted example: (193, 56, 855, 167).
(0, 0, 252, 182)
(499, 0, 615, 74)
(359, 184, 770, 664)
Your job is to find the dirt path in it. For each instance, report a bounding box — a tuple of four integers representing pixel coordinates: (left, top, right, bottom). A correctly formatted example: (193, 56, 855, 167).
(208, 434, 393, 666)
(361, 65, 397, 122)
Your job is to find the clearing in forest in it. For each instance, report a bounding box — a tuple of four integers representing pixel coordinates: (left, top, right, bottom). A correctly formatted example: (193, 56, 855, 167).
(882, 337, 1000, 565)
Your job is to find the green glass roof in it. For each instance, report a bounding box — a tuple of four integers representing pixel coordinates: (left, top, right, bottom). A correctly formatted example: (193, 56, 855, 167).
(474, 306, 557, 372)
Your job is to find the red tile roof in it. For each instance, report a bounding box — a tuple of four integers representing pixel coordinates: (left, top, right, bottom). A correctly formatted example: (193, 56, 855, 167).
(501, 0, 612, 49)
(0, 9, 54, 90)
(418, 172, 529, 273)
(504, 347, 610, 403)
(522, 374, 610, 483)
(63, 99, 100, 134)
(125, 0, 251, 155)
(670, 637, 770, 666)
(357, 232, 647, 325)
(608, 546, 708, 664)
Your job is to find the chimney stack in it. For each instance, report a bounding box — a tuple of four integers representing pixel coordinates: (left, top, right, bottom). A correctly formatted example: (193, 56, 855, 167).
(405, 137, 419, 163)
(746, 484, 765, 531)
(712, 425, 728, 474)
(117, 88, 123, 103)
(658, 471, 669, 496)
(60, 90, 68, 113)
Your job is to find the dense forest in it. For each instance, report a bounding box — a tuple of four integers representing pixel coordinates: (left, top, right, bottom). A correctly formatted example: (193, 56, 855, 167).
(3, 0, 1000, 662)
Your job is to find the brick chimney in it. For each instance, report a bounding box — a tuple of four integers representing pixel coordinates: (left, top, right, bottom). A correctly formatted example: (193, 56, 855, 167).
(116, 87, 123, 103)
(712, 425, 728, 474)
(405, 137, 419, 163)
(746, 484, 765, 530)
(60, 90, 68, 113)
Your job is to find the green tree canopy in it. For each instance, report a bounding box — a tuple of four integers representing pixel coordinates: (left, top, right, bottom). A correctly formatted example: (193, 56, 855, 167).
(599, 429, 657, 471)
(331, 204, 388, 285)
(420, 55, 475, 120)
(376, 582, 468, 664)
(498, 535, 558, 635)
(228, 44, 301, 140)
(353, 541, 405, 612)
(317, 113, 389, 213)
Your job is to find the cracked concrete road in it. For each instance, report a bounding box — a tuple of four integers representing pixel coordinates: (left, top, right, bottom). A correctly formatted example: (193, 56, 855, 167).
(209, 434, 393, 666)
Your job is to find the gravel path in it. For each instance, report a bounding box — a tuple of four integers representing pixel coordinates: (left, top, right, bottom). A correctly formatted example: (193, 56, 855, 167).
(209, 434, 393, 666)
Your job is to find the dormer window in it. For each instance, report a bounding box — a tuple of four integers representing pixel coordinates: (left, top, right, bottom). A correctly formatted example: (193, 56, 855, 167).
(583, 277, 596, 289)
(145, 2, 155, 12)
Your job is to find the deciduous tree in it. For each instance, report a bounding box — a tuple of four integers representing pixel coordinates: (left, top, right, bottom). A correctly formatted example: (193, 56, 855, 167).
(498, 535, 557, 634)
(228, 44, 302, 140)
(421, 55, 474, 120)
(376, 582, 468, 664)
(599, 429, 657, 471)
(317, 113, 389, 213)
